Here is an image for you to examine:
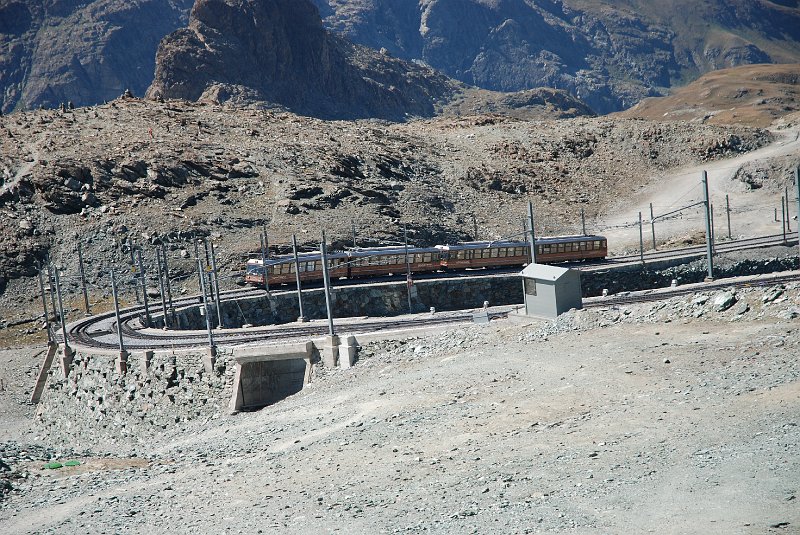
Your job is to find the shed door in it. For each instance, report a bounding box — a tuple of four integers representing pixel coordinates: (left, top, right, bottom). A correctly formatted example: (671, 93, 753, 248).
(524, 278, 537, 296)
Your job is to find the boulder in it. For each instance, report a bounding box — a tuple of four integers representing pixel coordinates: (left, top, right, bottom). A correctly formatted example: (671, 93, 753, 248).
(712, 291, 737, 312)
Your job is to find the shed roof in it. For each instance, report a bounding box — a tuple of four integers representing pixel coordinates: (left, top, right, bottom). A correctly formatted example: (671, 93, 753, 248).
(520, 263, 576, 282)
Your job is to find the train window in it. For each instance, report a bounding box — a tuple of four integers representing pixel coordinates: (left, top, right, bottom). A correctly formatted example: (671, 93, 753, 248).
(594, 241, 601, 248)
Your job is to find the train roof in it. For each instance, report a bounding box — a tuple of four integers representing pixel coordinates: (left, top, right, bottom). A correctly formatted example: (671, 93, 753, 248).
(347, 246, 441, 258)
(440, 235, 606, 250)
(246, 250, 347, 266)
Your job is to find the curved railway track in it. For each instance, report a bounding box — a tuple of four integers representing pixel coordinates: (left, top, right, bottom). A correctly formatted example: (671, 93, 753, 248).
(63, 287, 502, 351)
(62, 233, 798, 351)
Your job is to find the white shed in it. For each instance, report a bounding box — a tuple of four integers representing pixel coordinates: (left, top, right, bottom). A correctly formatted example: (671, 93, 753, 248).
(520, 264, 583, 319)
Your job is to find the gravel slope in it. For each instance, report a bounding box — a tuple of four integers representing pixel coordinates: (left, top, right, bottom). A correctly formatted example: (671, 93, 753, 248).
(1, 282, 798, 534)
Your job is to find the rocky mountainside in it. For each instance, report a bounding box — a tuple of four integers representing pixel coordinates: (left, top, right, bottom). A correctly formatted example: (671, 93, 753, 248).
(312, 0, 800, 113)
(3, 0, 800, 115)
(0, 0, 193, 114)
(146, 0, 458, 120)
(146, 0, 594, 120)
(0, 97, 772, 303)
(616, 63, 800, 128)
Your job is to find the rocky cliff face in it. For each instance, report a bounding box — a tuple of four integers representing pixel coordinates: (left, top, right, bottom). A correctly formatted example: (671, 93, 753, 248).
(0, 0, 193, 114)
(146, 0, 461, 120)
(311, 0, 800, 113)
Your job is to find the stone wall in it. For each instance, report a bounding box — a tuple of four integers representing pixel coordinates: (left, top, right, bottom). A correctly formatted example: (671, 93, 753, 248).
(165, 275, 524, 329)
(35, 349, 236, 452)
(582, 253, 800, 296)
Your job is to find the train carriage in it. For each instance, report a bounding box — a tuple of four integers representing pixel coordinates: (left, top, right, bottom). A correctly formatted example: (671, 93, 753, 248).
(347, 246, 441, 278)
(244, 251, 348, 286)
(438, 241, 530, 270)
(439, 235, 607, 270)
(536, 234, 607, 262)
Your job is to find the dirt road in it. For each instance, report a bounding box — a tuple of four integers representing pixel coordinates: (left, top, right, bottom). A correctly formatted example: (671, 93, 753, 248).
(600, 126, 800, 252)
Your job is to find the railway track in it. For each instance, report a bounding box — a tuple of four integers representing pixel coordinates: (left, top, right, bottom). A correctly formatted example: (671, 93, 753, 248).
(63, 289, 503, 351)
(589, 232, 799, 269)
(584, 271, 800, 308)
(61, 232, 798, 351)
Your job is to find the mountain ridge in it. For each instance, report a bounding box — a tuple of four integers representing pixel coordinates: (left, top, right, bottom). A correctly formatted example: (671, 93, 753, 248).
(2, 0, 800, 115)
(145, 0, 594, 121)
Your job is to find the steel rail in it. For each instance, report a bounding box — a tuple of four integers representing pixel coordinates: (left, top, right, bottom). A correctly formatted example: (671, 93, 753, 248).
(584, 272, 800, 308)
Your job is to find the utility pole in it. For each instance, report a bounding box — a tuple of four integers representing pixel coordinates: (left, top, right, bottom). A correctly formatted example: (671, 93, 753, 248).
(649, 203, 656, 250)
(37, 264, 51, 342)
(726, 194, 732, 240)
(209, 240, 223, 329)
(472, 214, 478, 240)
(292, 234, 306, 321)
(76, 240, 90, 315)
(527, 201, 537, 263)
(796, 166, 800, 259)
(581, 208, 587, 236)
(46, 261, 57, 322)
(161, 244, 174, 317)
(710, 203, 716, 254)
(202, 239, 216, 315)
(786, 186, 792, 232)
(702, 171, 715, 280)
(197, 258, 216, 357)
(260, 232, 269, 291)
(110, 269, 126, 353)
(404, 224, 413, 313)
(136, 248, 151, 327)
(129, 240, 141, 304)
(638, 211, 645, 264)
(52, 266, 69, 351)
(320, 231, 335, 337)
(781, 196, 787, 244)
(351, 221, 357, 249)
(155, 247, 170, 329)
